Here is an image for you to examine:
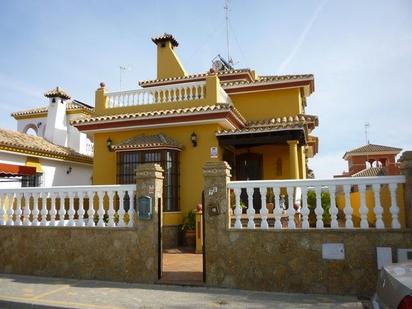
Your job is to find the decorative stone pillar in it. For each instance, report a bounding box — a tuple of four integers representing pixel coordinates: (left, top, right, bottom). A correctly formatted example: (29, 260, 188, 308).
(135, 163, 164, 283)
(298, 145, 306, 179)
(94, 82, 107, 115)
(203, 161, 231, 285)
(287, 140, 300, 179)
(399, 151, 412, 229)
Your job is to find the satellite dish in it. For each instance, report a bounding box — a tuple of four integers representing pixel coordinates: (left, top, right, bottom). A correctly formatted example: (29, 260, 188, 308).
(212, 60, 225, 71)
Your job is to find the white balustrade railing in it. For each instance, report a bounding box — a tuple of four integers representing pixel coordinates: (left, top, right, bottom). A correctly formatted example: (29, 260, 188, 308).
(227, 176, 405, 230)
(107, 81, 206, 108)
(0, 185, 136, 228)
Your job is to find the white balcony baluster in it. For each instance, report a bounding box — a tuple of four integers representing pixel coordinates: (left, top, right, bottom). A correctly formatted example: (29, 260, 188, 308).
(233, 188, 242, 229)
(246, 187, 255, 229)
(0, 193, 5, 225)
(6, 193, 14, 226)
(389, 183, 401, 229)
(117, 190, 126, 227)
(273, 187, 282, 229)
(97, 191, 105, 227)
(343, 184, 353, 228)
(127, 190, 135, 227)
(67, 192, 75, 226)
(58, 192, 66, 227)
(300, 186, 309, 229)
(314, 186, 324, 229)
(23, 192, 31, 226)
(286, 187, 295, 229)
(359, 184, 369, 229)
(40, 192, 48, 226)
(77, 192, 85, 227)
(260, 187, 268, 229)
(107, 191, 115, 227)
(15, 193, 23, 226)
(32, 192, 40, 226)
(329, 186, 338, 228)
(87, 191, 95, 227)
(50, 192, 57, 226)
(372, 184, 384, 228)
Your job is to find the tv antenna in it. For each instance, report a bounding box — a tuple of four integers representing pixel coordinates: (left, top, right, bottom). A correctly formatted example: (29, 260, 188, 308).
(119, 66, 131, 91)
(224, 0, 234, 66)
(364, 122, 370, 144)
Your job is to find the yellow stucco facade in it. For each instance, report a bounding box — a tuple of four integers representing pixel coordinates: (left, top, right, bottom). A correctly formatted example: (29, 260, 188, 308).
(76, 34, 318, 229)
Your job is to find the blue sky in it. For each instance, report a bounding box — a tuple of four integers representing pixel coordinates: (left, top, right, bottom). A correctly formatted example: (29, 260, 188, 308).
(0, 0, 411, 178)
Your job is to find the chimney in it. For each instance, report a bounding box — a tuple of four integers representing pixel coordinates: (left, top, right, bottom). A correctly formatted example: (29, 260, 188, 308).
(151, 33, 187, 80)
(44, 86, 71, 146)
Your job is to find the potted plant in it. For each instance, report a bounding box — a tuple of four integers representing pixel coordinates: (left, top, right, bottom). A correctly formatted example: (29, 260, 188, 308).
(182, 209, 196, 247)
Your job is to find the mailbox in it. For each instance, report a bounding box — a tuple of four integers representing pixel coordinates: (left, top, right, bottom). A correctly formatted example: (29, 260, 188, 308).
(138, 195, 152, 220)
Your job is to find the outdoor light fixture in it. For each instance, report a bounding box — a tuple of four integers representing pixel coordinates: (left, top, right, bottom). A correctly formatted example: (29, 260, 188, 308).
(106, 137, 113, 151)
(66, 166, 72, 175)
(191, 132, 197, 147)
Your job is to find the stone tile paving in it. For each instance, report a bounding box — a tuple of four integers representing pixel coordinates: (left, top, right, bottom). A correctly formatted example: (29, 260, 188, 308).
(0, 274, 366, 309)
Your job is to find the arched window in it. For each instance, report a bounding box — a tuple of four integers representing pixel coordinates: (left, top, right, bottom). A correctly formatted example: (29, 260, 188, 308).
(23, 124, 38, 136)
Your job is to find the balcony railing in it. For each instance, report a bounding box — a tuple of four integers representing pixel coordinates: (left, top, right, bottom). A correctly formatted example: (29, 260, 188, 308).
(0, 185, 136, 228)
(227, 176, 405, 230)
(106, 81, 206, 108)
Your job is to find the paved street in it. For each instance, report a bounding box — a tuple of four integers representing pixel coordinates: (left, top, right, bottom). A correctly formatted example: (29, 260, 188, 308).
(0, 274, 366, 309)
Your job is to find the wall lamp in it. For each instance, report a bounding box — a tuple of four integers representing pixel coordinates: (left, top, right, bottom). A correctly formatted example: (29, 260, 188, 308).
(191, 132, 197, 147)
(66, 166, 72, 175)
(106, 137, 113, 151)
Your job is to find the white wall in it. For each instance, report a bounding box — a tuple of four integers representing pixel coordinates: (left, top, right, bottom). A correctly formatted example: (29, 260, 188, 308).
(0, 150, 92, 188)
(39, 158, 92, 186)
(17, 117, 47, 137)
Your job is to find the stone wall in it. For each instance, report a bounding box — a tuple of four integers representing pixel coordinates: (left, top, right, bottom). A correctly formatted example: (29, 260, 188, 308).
(0, 227, 157, 283)
(0, 163, 163, 284)
(203, 160, 412, 297)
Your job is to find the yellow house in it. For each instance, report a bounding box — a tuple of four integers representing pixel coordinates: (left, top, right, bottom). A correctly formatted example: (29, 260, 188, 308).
(72, 33, 319, 245)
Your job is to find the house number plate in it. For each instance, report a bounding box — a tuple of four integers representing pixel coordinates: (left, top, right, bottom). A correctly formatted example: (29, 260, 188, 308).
(138, 196, 152, 220)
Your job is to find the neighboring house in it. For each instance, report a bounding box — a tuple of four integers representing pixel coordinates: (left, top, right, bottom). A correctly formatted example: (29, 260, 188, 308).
(72, 33, 319, 245)
(0, 87, 94, 188)
(338, 143, 402, 177)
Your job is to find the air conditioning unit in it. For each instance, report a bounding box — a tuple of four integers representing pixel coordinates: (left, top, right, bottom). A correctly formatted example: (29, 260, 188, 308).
(398, 249, 412, 263)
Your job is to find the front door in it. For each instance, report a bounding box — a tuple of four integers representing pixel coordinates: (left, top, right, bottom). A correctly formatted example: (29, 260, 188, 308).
(236, 153, 263, 211)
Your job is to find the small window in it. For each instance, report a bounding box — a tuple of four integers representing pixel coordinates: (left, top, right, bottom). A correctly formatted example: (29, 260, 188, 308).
(21, 173, 43, 187)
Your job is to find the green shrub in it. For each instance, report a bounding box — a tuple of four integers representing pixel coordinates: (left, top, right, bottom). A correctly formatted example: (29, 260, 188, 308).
(306, 189, 331, 226)
(182, 209, 196, 231)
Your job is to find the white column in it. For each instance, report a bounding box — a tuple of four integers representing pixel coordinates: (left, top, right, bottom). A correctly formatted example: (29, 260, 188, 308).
(329, 186, 338, 229)
(23, 192, 31, 226)
(107, 190, 115, 227)
(58, 192, 66, 226)
(286, 187, 296, 229)
(67, 192, 75, 226)
(0, 193, 5, 225)
(15, 193, 23, 226)
(314, 186, 324, 229)
(87, 191, 96, 227)
(117, 190, 125, 227)
(246, 187, 255, 229)
(273, 187, 282, 229)
(389, 183, 401, 229)
(40, 192, 48, 226)
(259, 187, 268, 229)
(127, 190, 135, 227)
(300, 186, 310, 229)
(6, 193, 14, 226)
(359, 184, 369, 229)
(372, 184, 384, 228)
(32, 192, 40, 226)
(343, 184, 353, 228)
(233, 188, 242, 229)
(50, 192, 57, 226)
(77, 192, 85, 227)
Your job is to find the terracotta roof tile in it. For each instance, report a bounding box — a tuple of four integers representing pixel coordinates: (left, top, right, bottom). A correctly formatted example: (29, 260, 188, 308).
(139, 69, 252, 86)
(352, 167, 385, 177)
(11, 100, 94, 118)
(112, 133, 184, 151)
(221, 74, 314, 87)
(71, 103, 246, 125)
(0, 128, 92, 163)
(44, 87, 71, 100)
(345, 143, 402, 154)
(216, 114, 318, 136)
(151, 33, 179, 47)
